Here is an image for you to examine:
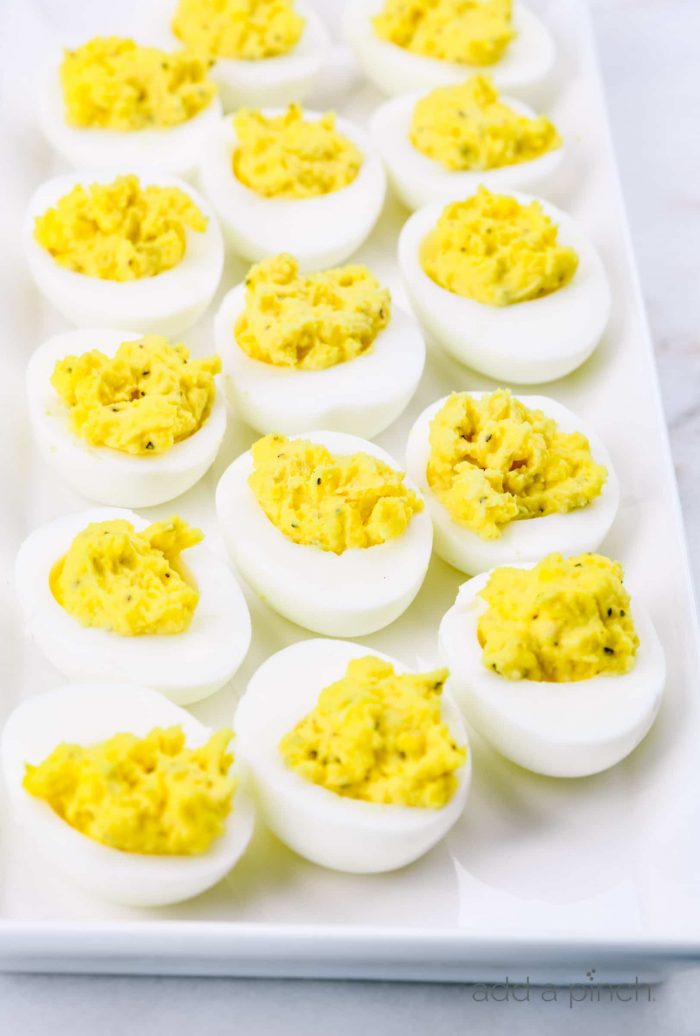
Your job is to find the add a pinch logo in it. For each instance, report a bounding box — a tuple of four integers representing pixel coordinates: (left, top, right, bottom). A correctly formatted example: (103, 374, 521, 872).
(468, 972, 656, 1006)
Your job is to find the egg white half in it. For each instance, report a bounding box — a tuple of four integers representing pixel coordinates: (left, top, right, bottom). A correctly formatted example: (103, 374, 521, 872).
(343, 0, 555, 100)
(197, 110, 387, 271)
(23, 168, 224, 336)
(36, 64, 224, 178)
(215, 430, 433, 637)
(213, 281, 425, 437)
(27, 328, 227, 508)
(15, 507, 251, 706)
(405, 392, 620, 574)
(369, 90, 565, 211)
(140, 0, 330, 110)
(1, 683, 255, 906)
(398, 190, 611, 384)
(235, 638, 471, 873)
(439, 565, 666, 777)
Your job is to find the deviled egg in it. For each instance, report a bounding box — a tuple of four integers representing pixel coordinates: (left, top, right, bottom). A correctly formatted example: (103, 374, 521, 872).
(24, 171, 223, 335)
(235, 638, 470, 872)
(214, 254, 425, 437)
(36, 37, 223, 177)
(405, 390, 619, 574)
(1, 683, 255, 905)
(216, 431, 433, 636)
(439, 553, 666, 777)
(143, 0, 329, 110)
(370, 74, 565, 210)
(27, 328, 227, 508)
(15, 508, 251, 706)
(198, 104, 386, 270)
(398, 187, 611, 383)
(344, 0, 555, 100)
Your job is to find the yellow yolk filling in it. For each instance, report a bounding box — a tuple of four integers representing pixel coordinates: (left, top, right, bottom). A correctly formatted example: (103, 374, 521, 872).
(51, 336, 221, 456)
(373, 0, 515, 67)
(410, 75, 562, 172)
(248, 434, 423, 554)
(60, 37, 216, 131)
(23, 726, 235, 855)
(427, 391, 607, 540)
(234, 254, 391, 369)
(51, 518, 202, 636)
(478, 553, 640, 682)
(421, 187, 579, 306)
(232, 104, 363, 199)
(280, 656, 466, 808)
(34, 175, 207, 281)
(173, 0, 304, 60)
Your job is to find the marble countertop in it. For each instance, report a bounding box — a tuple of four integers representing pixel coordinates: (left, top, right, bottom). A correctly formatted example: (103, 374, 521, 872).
(1, 1, 699, 1032)
(592, 0, 700, 581)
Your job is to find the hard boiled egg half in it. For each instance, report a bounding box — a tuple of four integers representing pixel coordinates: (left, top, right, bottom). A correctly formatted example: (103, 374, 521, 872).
(398, 188, 611, 383)
(198, 107, 386, 271)
(26, 328, 227, 508)
(439, 555, 666, 777)
(1, 684, 255, 906)
(15, 507, 251, 706)
(141, 0, 329, 110)
(35, 37, 224, 177)
(370, 78, 565, 211)
(343, 0, 555, 100)
(405, 391, 620, 574)
(213, 256, 425, 438)
(235, 638, 471, 873)
(23, 169, 223, 336)
(216, 431, 433, 637)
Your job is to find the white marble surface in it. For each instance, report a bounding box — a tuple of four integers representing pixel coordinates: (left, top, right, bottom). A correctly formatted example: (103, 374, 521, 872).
(591, 0, 700, 587)
(1, 1, 699, 1032)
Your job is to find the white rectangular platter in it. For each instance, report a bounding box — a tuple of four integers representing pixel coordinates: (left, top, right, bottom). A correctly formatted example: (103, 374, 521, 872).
(1, 0, 700, 983)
